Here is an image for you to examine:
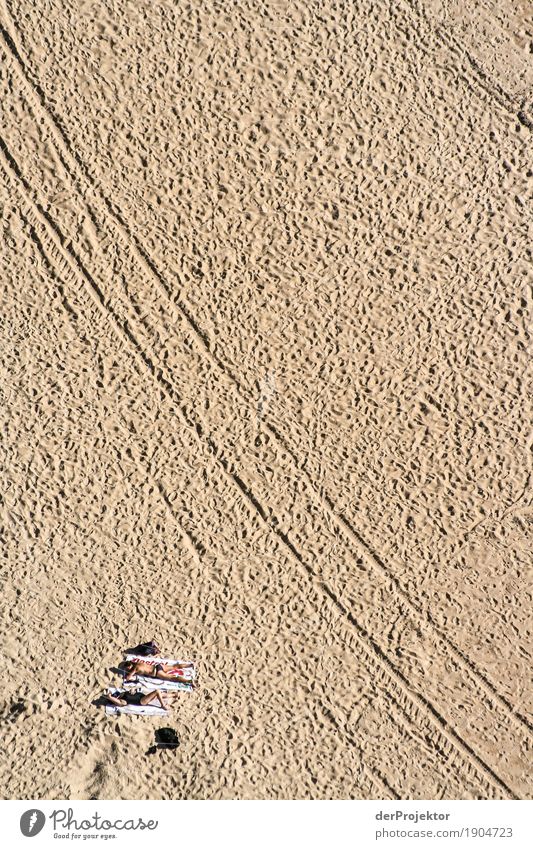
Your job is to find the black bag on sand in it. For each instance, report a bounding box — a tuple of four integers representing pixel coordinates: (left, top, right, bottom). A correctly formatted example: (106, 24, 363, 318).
(131, 641, 159, 657)
(155, 727, 180, 749)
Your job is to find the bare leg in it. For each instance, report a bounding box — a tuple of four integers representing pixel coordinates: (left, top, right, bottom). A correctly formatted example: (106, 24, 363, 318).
(159, 662, 194, 673)
(141, 690, 166, 710)
(156, 671, 192, 684)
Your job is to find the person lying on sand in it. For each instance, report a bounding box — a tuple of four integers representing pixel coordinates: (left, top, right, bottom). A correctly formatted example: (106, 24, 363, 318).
(122, 660, 195, 685)
(105, 689, 167, 710)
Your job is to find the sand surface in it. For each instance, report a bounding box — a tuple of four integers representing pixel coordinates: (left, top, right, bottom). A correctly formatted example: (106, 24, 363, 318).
(0, 0, 532, 799)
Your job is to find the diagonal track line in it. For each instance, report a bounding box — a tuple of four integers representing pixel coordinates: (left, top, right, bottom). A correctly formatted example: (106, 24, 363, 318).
(0, 18, 529, 740)
(0, 139, 518, 800)
(8, 218, 212, 673)
(403, 0, 531, 121)
(8, 212, 205, 571)
(6, 205, 400, 800)
(3, 11, 530, 734)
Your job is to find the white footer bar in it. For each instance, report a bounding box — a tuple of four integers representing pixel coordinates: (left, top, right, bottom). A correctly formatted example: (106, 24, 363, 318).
(2, 799, 531, 849)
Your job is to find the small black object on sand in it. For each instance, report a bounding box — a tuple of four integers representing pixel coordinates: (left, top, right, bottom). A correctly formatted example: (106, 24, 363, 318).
(147, 727, 180, 755)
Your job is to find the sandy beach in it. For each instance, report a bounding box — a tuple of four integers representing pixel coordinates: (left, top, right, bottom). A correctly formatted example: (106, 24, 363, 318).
(0, 0, 531, 799)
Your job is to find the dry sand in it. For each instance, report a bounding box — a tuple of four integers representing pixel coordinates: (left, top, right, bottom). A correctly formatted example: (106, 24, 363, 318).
(0, 0, 532, 799)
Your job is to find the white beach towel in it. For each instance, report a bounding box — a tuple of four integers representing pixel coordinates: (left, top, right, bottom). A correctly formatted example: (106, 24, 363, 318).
(123, 675, 194, 693)
(104, 688, 168, 717)
(122, 656, 196, 690)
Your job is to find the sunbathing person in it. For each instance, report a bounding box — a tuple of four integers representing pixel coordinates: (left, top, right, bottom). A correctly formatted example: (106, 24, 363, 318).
(122, 660, 195, 685)
(105, 689, 167, 710)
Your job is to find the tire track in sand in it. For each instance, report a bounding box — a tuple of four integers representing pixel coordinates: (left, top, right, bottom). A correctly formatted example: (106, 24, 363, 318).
(0, 17, 529, 743)
(0, 140, 518, 800)
(11, 187, 501, 802)
(4, 202, 398, 799)
(403, 0, 532, 120)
